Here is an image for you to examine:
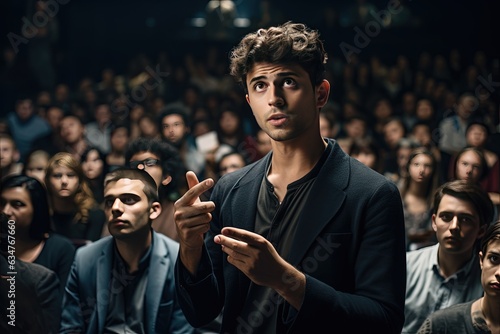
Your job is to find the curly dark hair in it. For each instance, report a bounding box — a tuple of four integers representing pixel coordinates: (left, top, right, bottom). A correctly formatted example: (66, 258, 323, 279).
(229, 21, 328, 91)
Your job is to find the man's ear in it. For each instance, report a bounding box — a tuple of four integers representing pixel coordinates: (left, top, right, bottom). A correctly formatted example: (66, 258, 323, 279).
(246, 93, 250, 105)
(161, 175, 172, 186)
(13, 149, 20, 163)
(149, 202, 161, 220)
(431, 214, 438, 232)
(316, 80, 330, 108)
(477, 224, 487, 240)
(479, 251, 484, 270)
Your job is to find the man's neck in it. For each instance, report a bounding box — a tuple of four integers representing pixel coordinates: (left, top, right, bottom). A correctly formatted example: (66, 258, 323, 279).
(270, 135, 326, 177)
(437, 246, 473, 278)
(115, 229, 152, 273)
(267, 136, 326, 202)
(483, 295, 500, 328)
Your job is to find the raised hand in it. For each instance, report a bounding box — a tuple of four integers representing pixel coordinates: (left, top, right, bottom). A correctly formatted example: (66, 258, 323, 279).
(174, 171, 215, 275)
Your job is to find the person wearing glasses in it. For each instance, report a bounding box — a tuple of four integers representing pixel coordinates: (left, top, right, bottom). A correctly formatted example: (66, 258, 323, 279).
(102, 137, 187, 242)
(404, 180, 495, 333)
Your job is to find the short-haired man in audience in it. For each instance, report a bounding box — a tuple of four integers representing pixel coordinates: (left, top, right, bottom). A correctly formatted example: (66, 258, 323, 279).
(417, 220, 500, 334)
(60, 168, 193, 333)
(404, 180, 495, 333)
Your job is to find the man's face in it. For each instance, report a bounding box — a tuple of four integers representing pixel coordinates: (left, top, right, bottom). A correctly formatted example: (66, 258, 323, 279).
(0, 138, 16, 168)
(46, 107, 64, 130)
(129, 152, 163, 189)
(456, 150, 482, 183)
(383, 121, 404, 148)
(60, 117, 84, 144)
(104, 178, 156, 238)
(457, 96, 476, 120)
(110, 128, 129, 152)
(161, 114, 187, 145)
(94, 104, 111, 124)
(345, 119, 366, 139)
(219, 154, 245, 176)
(432, 194, 485, 256)
(15, 99, 34, 121)
(245, 62, 329, 143)
(480, 238, 500, 299)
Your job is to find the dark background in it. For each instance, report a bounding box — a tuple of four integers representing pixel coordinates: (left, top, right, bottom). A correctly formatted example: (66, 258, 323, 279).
(1, 0, 499, 98)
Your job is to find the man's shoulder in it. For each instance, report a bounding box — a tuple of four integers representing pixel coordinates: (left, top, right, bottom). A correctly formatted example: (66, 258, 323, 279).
(74, 236, 113, 259)
(407, 243, 438, 262)
(406, 243, 438, 275)
(153, 231, 180, 256)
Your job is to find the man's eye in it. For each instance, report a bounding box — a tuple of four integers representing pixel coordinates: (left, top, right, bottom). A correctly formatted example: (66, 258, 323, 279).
(121, 197, 136, 204)
(459, 216, 474, 224)
(104, 199, 114, 207)
(440, 214, 453, 222)
(254, 82, 265, 91)
(283, 78, 296, 87)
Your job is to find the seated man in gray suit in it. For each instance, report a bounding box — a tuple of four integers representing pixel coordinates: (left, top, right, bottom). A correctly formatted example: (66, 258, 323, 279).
(60, 168, 193, 334)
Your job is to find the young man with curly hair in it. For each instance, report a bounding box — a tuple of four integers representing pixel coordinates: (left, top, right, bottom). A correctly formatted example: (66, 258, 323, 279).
(174, 22, 406, 333)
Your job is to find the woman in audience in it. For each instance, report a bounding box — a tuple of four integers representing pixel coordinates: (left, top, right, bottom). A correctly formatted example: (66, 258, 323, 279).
(105, 122, 129, 171)
(0, 174, 75, 292)
(398, 147, 439, 250)
(81, 146, 108, 205)
(45, 152, 105, 245)
(464, 121, 500, 206)
(349, 138, 382, 173)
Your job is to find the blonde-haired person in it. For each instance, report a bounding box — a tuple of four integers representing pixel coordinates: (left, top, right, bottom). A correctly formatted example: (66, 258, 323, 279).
(45, 152, 105, 246)
(23, 149, 50, 184)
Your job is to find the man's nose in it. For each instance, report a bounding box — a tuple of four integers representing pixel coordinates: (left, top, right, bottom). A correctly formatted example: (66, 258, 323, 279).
(268, 86, 284, 107)
(449, 216, 460, 230)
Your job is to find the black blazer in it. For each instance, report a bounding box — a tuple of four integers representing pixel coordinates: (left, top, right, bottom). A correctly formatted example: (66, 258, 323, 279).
(176, 139, 406, 333)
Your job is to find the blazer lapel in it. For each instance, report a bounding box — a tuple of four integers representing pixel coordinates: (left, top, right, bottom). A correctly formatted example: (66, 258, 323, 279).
(223, 154, 269, 232)
(288, 140, 349, 266)
(145, 232, 169, 333)
(96, 241, 113, 333)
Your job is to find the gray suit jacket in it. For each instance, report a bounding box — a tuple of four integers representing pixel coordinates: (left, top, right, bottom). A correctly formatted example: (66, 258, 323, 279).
(176, 138, 406, 333)
(61, 231, 193, 334)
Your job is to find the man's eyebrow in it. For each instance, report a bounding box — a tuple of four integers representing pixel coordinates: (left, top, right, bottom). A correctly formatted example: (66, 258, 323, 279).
(248, 72, 298, 85)
(103, 193, 140, 200)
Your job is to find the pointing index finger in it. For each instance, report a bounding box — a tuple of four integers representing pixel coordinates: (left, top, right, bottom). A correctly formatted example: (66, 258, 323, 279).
(178, 171, 214, 206)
